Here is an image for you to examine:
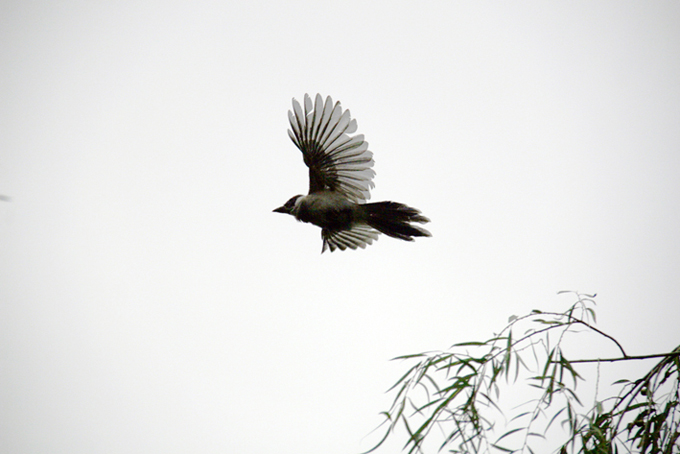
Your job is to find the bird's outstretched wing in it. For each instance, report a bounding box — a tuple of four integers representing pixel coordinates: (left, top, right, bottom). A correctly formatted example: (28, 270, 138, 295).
(288, 94, 375, 203)
(321, 225, 379, 253)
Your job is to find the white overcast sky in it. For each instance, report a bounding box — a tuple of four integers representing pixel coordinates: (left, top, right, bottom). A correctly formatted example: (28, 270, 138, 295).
(1, 1, 679, 453)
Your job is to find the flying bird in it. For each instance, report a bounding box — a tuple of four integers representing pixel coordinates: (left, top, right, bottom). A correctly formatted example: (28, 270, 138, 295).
(274, 94, 431, 253)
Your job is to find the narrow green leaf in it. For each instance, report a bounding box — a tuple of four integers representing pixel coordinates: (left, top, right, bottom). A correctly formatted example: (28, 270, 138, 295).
(392, 353, 427, 360)
(386, 364, 419, 393)
(510, 411, 531, 422)
(490, 443, 515, 452)
(452, 341, 488, 347)
(495, 427, 523, 443)
(620, 402, 650, 413)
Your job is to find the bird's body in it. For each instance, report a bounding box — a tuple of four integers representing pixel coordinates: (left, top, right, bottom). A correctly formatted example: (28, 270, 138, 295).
(274, 94, 430, 252)
(294, 191, 356, 230)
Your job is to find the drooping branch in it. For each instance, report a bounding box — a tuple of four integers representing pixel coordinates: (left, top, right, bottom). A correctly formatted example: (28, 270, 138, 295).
(569, 320, 627, 357)
(367, 293, 680, 454)
(559, 351, 680, 364)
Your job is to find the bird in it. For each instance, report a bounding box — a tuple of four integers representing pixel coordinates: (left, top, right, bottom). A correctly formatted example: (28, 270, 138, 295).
(274, 94, 431, 253)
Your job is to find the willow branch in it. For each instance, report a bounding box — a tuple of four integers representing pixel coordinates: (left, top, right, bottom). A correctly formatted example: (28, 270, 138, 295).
(557, 351, 680, 364)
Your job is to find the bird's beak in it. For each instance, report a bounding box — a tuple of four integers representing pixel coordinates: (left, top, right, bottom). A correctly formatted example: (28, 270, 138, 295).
(273, 206, 287, 213)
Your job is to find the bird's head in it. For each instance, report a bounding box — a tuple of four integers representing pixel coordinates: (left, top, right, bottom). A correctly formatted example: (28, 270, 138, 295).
(273, 195, 303, 216)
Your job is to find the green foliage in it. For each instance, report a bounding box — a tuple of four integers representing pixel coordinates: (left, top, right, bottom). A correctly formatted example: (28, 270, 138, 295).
(367, 291, 680, 454)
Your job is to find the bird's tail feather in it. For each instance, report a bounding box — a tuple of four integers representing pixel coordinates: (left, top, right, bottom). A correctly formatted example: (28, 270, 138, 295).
(364, 201, 431, 241)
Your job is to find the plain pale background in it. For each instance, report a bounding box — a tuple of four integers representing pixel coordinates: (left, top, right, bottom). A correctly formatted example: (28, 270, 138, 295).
(1, 1, 679, 453)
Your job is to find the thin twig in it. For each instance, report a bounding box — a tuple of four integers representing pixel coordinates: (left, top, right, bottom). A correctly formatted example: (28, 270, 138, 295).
(559, 352, 680, 364)
(567, 318, 628, 357)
